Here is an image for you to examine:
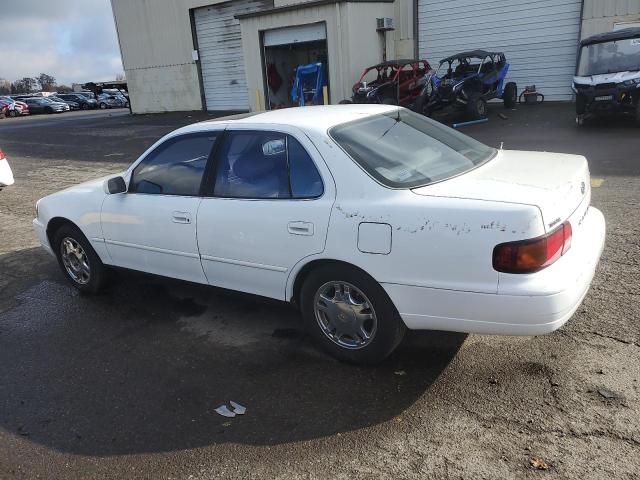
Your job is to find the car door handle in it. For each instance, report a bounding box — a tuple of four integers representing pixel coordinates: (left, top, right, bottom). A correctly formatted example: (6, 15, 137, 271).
(172, 211, 192, 224)
(288, 221, 314, 236)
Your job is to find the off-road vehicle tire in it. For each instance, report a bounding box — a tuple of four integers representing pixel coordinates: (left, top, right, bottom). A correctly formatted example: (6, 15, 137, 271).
(466, 94, 487, 120)
(503, 82, 517, 108)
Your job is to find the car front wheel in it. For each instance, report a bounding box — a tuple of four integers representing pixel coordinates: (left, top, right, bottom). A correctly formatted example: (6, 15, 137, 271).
(53, 224, 108, 293)
(300, 264, 406, 364)
(99, 102, 107, 109)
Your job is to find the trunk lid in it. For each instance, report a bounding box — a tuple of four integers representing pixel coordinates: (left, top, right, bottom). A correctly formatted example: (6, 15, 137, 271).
(411, 150, 590, 232)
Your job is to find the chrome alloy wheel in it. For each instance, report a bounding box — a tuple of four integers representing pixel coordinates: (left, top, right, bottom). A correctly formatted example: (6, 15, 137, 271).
(60, 237, 90, 285)
(313, 281, 378, 349)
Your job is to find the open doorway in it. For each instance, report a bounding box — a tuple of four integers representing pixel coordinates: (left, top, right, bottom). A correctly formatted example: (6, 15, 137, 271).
(262, 23, 329, 109)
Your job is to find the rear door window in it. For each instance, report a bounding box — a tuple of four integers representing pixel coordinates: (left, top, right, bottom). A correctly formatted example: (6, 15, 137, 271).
(212, 131, 323, 199)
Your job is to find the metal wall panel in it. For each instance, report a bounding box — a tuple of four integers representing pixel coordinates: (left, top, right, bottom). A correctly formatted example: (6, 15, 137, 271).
(417, 0, 582, 100)
(194, 0, 271, 111)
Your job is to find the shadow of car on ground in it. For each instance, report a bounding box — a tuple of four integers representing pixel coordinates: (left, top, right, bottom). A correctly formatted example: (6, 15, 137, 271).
(0, 248, 466, 456)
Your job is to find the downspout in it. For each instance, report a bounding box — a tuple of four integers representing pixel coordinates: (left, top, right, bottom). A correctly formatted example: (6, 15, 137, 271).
(413, 0, 419, 58)
(190, 9, 207, 112)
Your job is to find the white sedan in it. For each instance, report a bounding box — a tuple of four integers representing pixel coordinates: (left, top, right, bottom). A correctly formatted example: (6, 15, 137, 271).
(0, 148, 14, 190)
(33, 105, 605, 364)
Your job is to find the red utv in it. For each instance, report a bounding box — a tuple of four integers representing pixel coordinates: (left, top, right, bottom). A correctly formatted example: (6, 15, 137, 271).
(340, 59, 432, 108)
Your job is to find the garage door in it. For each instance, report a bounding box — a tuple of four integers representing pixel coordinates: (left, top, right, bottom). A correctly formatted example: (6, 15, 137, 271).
(417, 0, 582, 100)
(194, 0, 271, 111)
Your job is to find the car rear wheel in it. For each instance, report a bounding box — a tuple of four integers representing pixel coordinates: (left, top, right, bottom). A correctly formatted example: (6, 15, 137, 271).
(45, 107, 53, 114)
(99, 102, 107, 109)
(80, 103, 89, 110)
(466, 94, 487, 120)
(503, 82, 517, 108)
(8, 110, 18, 117)
(53, 224, 108, 293)
(300, 264, 406, 364)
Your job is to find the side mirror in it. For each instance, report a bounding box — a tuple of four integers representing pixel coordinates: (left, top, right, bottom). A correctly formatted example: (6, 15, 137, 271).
(107, 176, 127, 194)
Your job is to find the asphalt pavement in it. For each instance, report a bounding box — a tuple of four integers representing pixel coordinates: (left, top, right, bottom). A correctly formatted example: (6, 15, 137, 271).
(0, 104, 638, 479)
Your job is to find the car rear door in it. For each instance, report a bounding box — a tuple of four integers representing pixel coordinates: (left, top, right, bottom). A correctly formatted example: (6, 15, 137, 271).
(100, 131, 219, 283)
(196, 126, 335, 300)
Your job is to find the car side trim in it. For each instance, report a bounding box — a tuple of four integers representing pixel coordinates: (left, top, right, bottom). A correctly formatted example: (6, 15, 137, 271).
(103, 239, 200, 259)
(200, 254, 288, 273)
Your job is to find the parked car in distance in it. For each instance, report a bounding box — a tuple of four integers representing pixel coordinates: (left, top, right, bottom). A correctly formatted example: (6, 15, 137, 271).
(97, 94, 126, 109)
(573, 27, 640, 125)
(33, 105, 605, 364)
(49, 95, 80, 110)
(341, 59, 432, 109)
(18, 96, 69, 114)
(0, 148, 15, 191)
(55, 93, 97, 110)
(421, 50, 517, 119)
(0, 96, 29, 117)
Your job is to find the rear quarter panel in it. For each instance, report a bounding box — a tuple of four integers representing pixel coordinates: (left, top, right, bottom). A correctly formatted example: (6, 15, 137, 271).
(299, 131, 545, 295)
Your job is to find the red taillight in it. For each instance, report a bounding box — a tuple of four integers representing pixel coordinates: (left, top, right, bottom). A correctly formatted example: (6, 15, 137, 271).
(0, 149, 4, 160)
(493, 222, 572, 274)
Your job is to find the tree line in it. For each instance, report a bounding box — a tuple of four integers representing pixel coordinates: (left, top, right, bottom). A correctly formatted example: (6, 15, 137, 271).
(0, 73, 73, 95)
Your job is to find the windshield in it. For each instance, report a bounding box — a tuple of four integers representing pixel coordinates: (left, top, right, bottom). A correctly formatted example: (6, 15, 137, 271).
(329, 109, 496, 188)
(577, 37, 640, 76)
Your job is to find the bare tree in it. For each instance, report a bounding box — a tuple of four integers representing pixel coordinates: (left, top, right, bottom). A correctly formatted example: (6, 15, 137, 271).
(11, 77, 37, 94)
(115, 72, 126, 82)
(37, 73, 57, 92)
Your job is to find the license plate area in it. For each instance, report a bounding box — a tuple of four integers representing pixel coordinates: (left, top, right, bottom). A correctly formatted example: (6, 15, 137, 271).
(594, 95, 613, 101)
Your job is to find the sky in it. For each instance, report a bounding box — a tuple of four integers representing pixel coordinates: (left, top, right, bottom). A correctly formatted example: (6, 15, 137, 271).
(0, 0, 123, 86)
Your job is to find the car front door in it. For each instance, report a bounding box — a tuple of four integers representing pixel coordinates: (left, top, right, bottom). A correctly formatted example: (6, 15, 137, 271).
(197, 127, 335, 300)
(101, 131, 219, 283)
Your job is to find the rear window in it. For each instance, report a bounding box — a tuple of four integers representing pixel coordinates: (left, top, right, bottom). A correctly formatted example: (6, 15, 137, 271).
(329, 109, 495, 188)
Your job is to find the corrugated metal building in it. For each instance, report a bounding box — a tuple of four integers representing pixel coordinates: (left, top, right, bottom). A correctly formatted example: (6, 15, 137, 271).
(110, 0, 640, 113)
(581, 0, 640, 38)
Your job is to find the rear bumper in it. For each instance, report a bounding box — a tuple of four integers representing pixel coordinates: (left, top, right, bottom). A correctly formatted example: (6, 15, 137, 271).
(383, 207, 606, 336)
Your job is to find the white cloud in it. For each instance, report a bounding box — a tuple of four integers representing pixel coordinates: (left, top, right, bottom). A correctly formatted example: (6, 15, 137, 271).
(0, 0, 123, 86)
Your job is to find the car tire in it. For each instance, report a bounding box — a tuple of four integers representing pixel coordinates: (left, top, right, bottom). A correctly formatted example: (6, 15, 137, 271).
(503, 82, 517, 108)
(99, 102, 107, 109)
(635, 100, 640, 126)
(466, 94, 487, 120)
(338, 99, 353, 104)
(45, 107, 53, 114)
(81, 103, 89, 110)
(8, 109, 18, 118)
(300, 264, 406, 365)
(53, 223, 108, 294)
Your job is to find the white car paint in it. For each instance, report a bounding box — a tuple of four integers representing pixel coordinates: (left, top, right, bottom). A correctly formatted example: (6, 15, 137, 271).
(33, 105, 606, 336)
(0, 151, 15, 189)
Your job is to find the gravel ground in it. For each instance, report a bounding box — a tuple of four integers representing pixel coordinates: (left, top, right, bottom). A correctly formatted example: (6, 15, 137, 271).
(0, 104, 638, 480)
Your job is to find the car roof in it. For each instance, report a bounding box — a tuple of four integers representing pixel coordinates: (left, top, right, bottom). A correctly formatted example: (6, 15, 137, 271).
(440, 50, 503, 63)
(182, 104, 399, 134)
(580, 27, 640, 46)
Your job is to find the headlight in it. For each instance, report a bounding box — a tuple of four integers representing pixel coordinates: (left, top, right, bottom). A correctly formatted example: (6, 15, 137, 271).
(366, 89, 378, 98)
